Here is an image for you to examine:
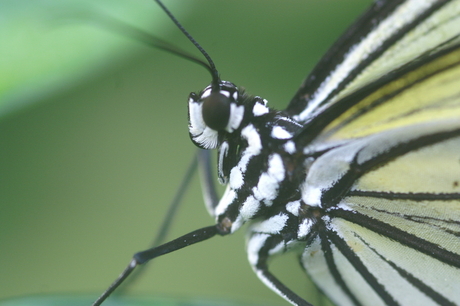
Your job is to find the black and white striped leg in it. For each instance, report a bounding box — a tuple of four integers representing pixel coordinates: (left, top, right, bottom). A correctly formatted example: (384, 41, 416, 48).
(247, 233, 313, 306)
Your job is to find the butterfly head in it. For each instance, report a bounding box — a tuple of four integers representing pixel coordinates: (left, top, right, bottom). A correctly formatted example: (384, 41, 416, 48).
(188, 81, 245, 150)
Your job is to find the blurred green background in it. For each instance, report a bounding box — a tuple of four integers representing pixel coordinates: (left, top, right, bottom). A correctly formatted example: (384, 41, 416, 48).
(0, 1, 371, 305)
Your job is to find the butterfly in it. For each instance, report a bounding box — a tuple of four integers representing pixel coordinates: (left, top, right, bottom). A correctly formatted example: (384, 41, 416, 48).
(93, 0, 460, 305)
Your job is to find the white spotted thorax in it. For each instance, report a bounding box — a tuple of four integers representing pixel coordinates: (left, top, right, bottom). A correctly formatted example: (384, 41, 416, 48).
(188, 80, 323, 271)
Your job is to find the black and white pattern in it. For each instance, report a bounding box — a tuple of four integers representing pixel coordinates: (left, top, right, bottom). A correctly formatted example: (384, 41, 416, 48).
(187, 0, 460, 305)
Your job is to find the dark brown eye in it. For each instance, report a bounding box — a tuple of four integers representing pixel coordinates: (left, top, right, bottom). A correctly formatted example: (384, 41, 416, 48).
(202, 91, 231, 131)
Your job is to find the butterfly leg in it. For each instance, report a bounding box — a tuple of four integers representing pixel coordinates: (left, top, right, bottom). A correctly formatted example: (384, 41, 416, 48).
(108, 149, 217, 296)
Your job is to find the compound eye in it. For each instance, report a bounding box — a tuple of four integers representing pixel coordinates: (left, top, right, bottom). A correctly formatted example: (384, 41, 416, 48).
(202, 91, 231, 131)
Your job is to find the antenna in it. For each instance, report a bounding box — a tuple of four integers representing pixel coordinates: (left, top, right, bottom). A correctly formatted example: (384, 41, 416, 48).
(154, 0, 221, 90)
(86, 0, 221, 89)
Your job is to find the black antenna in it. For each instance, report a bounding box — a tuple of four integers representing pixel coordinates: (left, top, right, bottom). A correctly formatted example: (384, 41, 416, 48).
(87, 12, 215, 79)
(84, 0, 220, 89)
(153, 0, 221, 91)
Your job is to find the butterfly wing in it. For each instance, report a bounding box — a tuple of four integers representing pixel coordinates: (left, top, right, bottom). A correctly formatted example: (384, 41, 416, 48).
(286, 0, 459, 124)
(294, 1, 460, 305)
(302, 119, 460, 306)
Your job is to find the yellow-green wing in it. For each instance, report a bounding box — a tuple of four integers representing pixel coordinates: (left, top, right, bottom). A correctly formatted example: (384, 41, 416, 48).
(295, 1, 460, 305)
(302, 120, 460, 305)
(288, 0, 460, 126)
